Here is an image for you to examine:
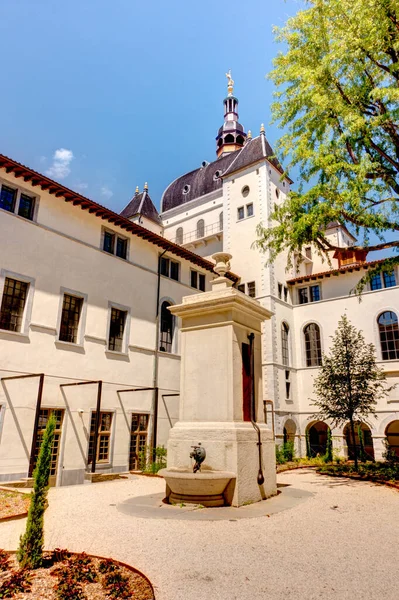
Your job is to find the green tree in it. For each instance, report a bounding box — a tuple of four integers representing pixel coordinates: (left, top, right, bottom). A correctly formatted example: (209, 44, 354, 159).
(17, 414, 56, 569)
(256, 0, 399, 291)
(311, 315, 390, 470)
(324, 428, 333, 463)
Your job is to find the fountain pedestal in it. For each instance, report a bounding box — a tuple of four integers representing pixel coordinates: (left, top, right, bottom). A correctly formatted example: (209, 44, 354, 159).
(163, 253, 277, 507)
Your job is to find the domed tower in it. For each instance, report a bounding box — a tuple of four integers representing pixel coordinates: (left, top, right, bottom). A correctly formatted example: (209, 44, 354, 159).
(216, 71, 247, 158)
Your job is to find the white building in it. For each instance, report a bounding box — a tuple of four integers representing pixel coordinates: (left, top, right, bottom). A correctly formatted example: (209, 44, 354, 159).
(0, 79, 398, 485)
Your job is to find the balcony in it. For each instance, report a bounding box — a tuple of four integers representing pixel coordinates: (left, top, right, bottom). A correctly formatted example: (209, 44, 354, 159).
(172, 220, 223, 248)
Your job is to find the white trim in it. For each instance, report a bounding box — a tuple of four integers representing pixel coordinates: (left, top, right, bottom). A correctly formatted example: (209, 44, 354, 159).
(0, 269, 35, 335)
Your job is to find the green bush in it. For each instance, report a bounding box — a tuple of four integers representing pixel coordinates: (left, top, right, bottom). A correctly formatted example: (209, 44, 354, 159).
(323, 429, 333, 463)
(17, 414, 56, 569)
(275, 441, 295, 464)
(138, 445, 167, 474)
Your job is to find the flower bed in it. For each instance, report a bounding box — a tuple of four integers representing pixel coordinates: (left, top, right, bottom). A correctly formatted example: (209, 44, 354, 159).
(0, 490, 30, 522)
(0, 550, 155, 599)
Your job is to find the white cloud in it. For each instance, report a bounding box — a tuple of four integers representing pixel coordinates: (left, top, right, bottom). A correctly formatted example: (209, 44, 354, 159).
(74, 182, 88, 192)
(101, 186, 113, 200)
(46, 148, 74, 180)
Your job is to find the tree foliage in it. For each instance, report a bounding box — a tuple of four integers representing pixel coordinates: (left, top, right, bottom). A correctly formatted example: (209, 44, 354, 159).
(311, 315, 391, 468)
(256, 0, 399, 291)
(17, 413, 56, 569)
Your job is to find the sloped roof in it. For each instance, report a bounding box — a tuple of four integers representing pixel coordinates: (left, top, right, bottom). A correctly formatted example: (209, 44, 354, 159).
(286, 259, 386, 284)
(120, 190, 162, 225)
(0, 153, 239, 282)
(161, 135, 291, 213)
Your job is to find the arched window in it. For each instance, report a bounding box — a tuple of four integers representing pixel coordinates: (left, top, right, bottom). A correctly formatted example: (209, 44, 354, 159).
(225, 134, 234, 143)
(378, 311, 399, 360)
(159, 301, 174, 353)
(176, 227, 183, 245)
(304, 323, 322, 367)
(196, 219, 205, 239)
(219, 212, 223, 231)
(281, 322, 289, 366)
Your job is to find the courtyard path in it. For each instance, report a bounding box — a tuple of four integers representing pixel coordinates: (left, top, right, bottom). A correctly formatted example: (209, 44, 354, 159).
(1, 469, 398, 600)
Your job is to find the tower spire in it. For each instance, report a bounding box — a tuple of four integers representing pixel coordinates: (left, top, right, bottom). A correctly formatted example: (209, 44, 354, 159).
(216, 71, 247, 158)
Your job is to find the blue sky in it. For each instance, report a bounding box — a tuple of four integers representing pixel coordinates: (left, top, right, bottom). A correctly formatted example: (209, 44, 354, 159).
(0, 0, 301, 213)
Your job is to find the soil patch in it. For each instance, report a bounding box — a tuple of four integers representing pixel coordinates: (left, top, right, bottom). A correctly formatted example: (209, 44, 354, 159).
(0, 552, 154, 600)
(0, 490, 30, 521)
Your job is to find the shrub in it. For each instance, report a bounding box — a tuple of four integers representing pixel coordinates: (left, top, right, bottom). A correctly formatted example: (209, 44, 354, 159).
(0, 550, 10, 572)
(51, 548, 70, 564)
(103, 570, 131, 599)
(138, 445, 167, 474)
(0, 569, 32, 597)
(323, 429, 333, 463)
(99, 558, 119, 575)
(17, 414, 56, 569)
(305, 431, 311, 458)
(68, 553, 97, 583)
(383, 438, 399, 465)
(275, 441, 295, 464)
(55, 574, 85, 600)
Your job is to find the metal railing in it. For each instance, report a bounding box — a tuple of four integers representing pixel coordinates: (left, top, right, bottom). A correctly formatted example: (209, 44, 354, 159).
(173, 220, 223, 245)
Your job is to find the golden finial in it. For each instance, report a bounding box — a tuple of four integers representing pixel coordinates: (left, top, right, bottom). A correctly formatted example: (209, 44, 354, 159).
(135, 185, 139, 194)
(225, 69, 234, 96)
(247, 130, 252, 139)
(144, 182, 148, 191)
(260, 123, 265, 134)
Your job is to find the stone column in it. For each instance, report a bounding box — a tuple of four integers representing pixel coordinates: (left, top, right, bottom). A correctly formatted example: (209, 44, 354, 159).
(166, 253, 277, 507)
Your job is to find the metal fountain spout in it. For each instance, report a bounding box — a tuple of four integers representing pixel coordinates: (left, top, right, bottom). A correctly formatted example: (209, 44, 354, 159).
(190, 443, 206, 473)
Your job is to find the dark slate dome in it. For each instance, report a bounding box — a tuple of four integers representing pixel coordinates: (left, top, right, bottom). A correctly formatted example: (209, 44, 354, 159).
(161, 134, 288, 213)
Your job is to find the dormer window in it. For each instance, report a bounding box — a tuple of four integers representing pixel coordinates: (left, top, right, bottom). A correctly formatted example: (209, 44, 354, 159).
(213, 170, 221, 181)
(183, 184, 190, 195)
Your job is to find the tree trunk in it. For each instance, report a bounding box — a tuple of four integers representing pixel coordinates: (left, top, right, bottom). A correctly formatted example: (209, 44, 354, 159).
(350, 418, 358, 471)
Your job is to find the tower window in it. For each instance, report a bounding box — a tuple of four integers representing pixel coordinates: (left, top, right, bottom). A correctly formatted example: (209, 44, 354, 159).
(246, 203, 254, 217)
(241, 186, 250, 198)
(225, 134, 234, 143)
(176, 227, 183, 244)
(237, 207, 244, 220)
(196, 219, 205, 238)
(236, 135, 244, 145)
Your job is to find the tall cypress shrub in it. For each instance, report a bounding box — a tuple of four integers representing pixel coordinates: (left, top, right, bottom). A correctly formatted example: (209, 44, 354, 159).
(17, 413, 56, 569)
(324, 428, 333, 463)
(305, 431, 311, 459)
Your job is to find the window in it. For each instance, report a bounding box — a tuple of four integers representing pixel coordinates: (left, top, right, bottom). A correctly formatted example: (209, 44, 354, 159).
(371, 271, 396, 290)
(247, 281, 256, 298)
(129, 414, 150, 470)
(219, 212, 223, 231)
(246, 203, 254, 217)
(191, 270, 205, 291)
(284, 286, 289, 303)
(88, 412, 113, 464)
(159, 301, 174, 352)
(285, 370, 291, 400)
(281, 323, 289, 366)
(0, 277, 28, 332)
(241, 185, 250, 198)
(18, 193, 35, 221)
(237, 284, 245, 293)
(176, 227, 183, 244)
(305, 247, 312, 260)
(278, 283, 282, 299)
(196, 219, 205, 238)
(378, 311, 399, 360)
(32, 409, 64, 480)
(0, 185, 17, 212)
(160, 256, 180, 281)
(116, 237, 127, 259)
(237, 206, 244, 220)
(102, 229, 128, 260)
(298, 284, 321, 304)
(59, 294, 83, 343)
(108, 307, 127, 352)
(304, 323, 322, 367)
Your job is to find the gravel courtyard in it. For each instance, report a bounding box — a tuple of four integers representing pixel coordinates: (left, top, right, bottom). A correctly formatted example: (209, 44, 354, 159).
(1, 469, 398, 600)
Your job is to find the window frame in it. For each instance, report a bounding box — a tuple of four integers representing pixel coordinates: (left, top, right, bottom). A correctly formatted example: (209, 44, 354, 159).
(298, 284, 321, 304)
(0, 179, 38, 222)
(377, 310, 399, 361)
(0, 269, 35, 336)
(159, 255, 180, 282)
(247, 281, 256, 298)
(88, 410, 114, 465)
(237, 206, 245, 221)
(246, 203, 254, 217)
(101, 227, 129, 261)
(159, 299, 176, 353)
(106, 301, 131, 355)
(281, 322, 290, 367)
(303, 322, 322, 368)
(56, 287, 88, 347)
(370, 270, 397, 291)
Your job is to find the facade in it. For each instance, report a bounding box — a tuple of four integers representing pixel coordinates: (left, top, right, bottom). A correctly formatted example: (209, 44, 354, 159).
(0, 77, 398, 485)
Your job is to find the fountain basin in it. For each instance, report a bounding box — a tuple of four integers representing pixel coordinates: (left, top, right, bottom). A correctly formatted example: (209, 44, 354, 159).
(159, 468, 236, 507)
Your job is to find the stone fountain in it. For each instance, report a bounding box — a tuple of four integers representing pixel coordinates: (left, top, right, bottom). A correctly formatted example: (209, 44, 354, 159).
(159, 253, 277, 507)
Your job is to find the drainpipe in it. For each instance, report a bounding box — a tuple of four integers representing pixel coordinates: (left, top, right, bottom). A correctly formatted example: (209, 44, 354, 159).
(248, 333, 265, 485)
(151, 248, 169, 456)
